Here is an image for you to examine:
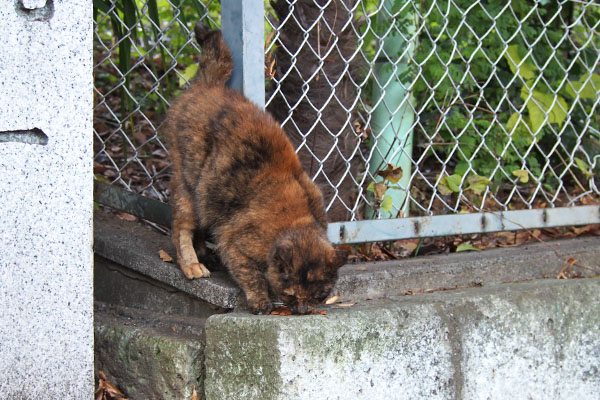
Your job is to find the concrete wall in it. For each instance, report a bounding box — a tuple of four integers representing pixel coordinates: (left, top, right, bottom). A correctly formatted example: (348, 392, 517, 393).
(205, 279, 600, 400)
(0, 1, 93, 398)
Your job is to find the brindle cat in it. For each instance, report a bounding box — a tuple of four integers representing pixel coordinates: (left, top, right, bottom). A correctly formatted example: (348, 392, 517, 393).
(164, 24, 348, 314)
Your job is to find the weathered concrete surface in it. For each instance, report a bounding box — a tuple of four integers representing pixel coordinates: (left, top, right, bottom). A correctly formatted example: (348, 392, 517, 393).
(95, 255, 227, 319)
(0, 1, 93, 398)
(334, 235, 600, 302)
(95, 214, 600, 398)
(204, 278, 600, 400)
(94, 211, 241, 309)
(94, 212, 600, 307)
(95, 303, 206, 399)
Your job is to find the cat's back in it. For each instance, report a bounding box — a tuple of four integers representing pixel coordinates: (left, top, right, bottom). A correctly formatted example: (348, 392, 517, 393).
(165, 84, 244, 146)
(167, 83, 302, 198)
(168, 85, 293, 154)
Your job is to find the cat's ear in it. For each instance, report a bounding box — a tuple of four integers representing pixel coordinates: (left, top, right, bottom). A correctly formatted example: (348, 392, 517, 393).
(329, 248, 348, 270)
(271, 239, 294, 269)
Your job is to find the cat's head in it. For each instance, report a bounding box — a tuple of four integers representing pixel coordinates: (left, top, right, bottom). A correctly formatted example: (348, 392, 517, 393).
(267, 228, 348, 314)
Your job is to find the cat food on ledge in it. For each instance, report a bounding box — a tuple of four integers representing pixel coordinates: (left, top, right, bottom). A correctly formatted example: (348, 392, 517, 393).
(270, 305, 327, 316)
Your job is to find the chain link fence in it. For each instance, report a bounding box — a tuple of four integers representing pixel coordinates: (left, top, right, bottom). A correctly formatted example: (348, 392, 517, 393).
(94, 0, 220, 202)
(94, 0, 600, 235)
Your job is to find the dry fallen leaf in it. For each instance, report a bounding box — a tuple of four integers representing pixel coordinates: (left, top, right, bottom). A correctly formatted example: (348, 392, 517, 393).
(376, 163, 403, 184)
(515, 231, 530, 244)
(325, 295, 340, 305)
(557, 257, 576, 279)
(398, 240, 419, 252)
(158, 249, 173, 263)
(191, 386, 200, 400)
(116, 212, 137, 222)
(572, 225, 597, 235)
(336, 302, 356, 307)
(96, 370, 128, 400)
(374, 182, 388, 199)
(271, 306, 327, 315)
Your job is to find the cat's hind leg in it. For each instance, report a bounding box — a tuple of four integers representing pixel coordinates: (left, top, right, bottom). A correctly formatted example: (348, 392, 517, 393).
(171, 187, 211, 279)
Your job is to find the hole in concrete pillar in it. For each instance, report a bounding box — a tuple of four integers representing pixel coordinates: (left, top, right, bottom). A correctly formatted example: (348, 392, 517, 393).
(0, 128, 48, 145)
(15, 0, 54, 21)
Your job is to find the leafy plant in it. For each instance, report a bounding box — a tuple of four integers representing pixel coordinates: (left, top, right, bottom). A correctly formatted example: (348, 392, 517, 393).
(409, 0, 599, 197)
(366, 163, 404, 213)
(360, 0, 599, 206)
(93, 1, 221, 141)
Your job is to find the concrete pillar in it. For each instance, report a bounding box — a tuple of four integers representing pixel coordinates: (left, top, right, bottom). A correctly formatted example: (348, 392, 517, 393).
(0, 1, 93, 398)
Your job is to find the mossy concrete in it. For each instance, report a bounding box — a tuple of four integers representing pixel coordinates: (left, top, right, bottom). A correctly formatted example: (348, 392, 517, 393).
(204, 278, 600, 400)
(205, 318, 283, 400)
(206, 304, 454, 399)
(95, 305, 206, 399)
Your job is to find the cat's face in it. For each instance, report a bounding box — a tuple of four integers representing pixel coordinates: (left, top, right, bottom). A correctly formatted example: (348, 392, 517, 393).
(267, 232, 348, 314)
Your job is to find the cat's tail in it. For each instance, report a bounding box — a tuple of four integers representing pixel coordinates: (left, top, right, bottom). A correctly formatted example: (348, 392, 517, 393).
(192, 23, 233, 87)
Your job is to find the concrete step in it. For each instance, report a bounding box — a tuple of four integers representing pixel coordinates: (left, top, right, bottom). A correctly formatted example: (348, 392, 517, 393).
(94, 211, 240, 309)
(94, 302, 206, 399)
(94, 277, 600, 400)
(94, 211, 600, 307)
(204, 278, 600, 400)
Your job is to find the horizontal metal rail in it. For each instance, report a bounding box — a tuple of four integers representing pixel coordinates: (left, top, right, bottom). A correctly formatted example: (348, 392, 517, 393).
(328, 206, 600, 245)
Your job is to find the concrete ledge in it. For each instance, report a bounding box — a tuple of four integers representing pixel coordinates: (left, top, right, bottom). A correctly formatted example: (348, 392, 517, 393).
(335, 235, 600, 302)
(95, 212, 600, 308)
(204, 278, 600, 400)
(93, 214, 600, 399)
(95, 303, 206, 399)
(94, 211, 241, 309)
(95, 255, 227, 318)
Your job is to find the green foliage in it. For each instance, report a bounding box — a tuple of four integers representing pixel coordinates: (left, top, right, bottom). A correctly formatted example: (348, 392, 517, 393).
(93, 0, 599, 199)
(179, 64, 199, 87)
(361, 0, 599, 199)
(93, 0, 221, 121)
(512, 169, 529, 183)
(413, 0, 599, 194)
(455, 242, 480, 252)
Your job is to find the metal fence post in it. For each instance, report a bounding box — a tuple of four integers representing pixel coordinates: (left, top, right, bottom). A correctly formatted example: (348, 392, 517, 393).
(221, 0, 265, 109)
(368, 0, 416, 219)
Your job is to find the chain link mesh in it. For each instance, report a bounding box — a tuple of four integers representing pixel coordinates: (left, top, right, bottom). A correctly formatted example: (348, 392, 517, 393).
(94, 0, 219, 202)
(94, 0, 600, 228)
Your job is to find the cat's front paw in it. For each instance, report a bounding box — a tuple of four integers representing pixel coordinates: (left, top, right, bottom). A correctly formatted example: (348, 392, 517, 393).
(181, 262, 211, 279)
(249, 299, 273, 315)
